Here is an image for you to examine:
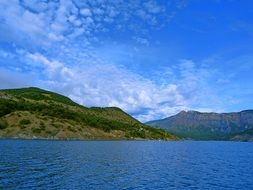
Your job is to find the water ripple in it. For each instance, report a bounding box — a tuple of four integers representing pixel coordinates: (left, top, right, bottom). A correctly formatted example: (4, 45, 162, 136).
(0, 140, 253, 189)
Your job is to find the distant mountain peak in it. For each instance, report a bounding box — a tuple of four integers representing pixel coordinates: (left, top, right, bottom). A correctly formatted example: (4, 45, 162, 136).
(178, 110, 199, 115)
(147, 109, 253, 141)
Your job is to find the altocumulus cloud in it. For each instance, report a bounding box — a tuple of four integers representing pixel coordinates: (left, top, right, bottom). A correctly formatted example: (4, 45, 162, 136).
(0, 0, 223, 122)
(0, 0, 172, 46)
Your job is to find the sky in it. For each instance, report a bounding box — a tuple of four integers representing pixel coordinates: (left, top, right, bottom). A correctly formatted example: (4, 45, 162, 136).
(0, 0, 253, 122)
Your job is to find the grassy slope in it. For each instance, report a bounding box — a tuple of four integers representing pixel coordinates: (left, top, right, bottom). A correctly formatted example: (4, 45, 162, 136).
(0, 87, 178, 140)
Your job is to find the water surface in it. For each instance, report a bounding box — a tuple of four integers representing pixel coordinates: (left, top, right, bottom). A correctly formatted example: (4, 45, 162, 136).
(0, 140, 253, 189)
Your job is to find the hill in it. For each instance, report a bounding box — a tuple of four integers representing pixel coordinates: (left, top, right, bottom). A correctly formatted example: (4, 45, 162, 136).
(0, 87, 177, 140)
(146, 110, 253, 141)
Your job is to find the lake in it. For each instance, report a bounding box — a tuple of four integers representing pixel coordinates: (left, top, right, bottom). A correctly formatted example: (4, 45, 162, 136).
(0, 140, 253, 189)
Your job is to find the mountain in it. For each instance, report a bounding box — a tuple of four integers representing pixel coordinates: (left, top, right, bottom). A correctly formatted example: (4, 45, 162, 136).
(0, 87, 177, 140)
(146, 110, 253, 141)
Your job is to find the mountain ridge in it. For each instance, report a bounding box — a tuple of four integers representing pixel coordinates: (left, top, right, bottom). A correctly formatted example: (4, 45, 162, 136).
(146, 110, 253, 141)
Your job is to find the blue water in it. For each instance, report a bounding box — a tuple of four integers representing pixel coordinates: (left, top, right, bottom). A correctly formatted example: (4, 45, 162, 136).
(0, 140, 253, 190)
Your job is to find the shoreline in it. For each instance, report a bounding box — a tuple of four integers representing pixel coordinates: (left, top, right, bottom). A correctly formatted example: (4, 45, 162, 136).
(0, 136, 178, 141)
(0, 137, 252, 142)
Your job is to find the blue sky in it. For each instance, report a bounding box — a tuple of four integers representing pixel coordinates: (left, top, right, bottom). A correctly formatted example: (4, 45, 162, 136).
(0, 0, 253, 121)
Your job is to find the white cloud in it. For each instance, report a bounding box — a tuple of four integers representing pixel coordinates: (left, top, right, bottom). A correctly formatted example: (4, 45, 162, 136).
(0, 1, 47, 43)
(80, 8, 92, 17)
(144, 1, 164, 14)
(133, 37, 150, 46)
(0, 0, 180, 48)
(2, 45, 228, 122)
(21, 0, 48, 13)
(26, 53, 64, 78)
(25, 52, 188, 122)
(48, 33, 65, 42)
(93, 8, 104, 15)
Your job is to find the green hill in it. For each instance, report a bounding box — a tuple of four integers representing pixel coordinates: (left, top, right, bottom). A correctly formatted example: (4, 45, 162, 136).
(0, 87, 177, 140)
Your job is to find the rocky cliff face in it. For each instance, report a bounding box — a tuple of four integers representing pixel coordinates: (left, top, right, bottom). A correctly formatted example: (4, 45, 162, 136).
(147, 110, 253, 140)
